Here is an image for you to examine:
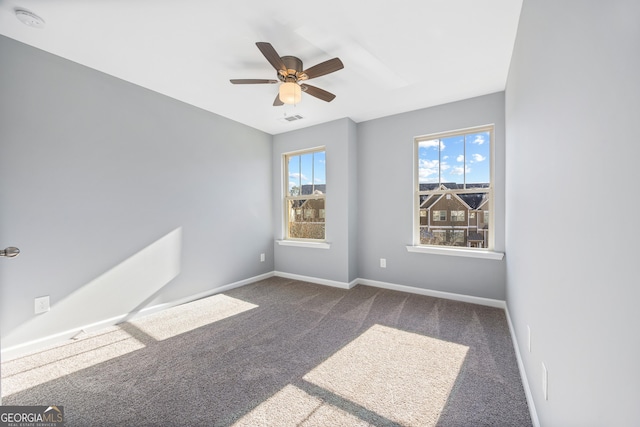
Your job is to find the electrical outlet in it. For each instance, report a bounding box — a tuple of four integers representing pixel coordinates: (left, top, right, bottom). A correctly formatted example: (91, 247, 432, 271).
(260, 253, 265, 262)
(380, 258, 386, 268)
(35, 296, 50, 314)
(542, 362, 548, 400)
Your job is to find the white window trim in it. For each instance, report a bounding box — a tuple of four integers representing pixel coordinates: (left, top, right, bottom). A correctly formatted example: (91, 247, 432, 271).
(406, 244, 504, 260)
(412, 124, 503, 260)
(277, 240, 331, 249)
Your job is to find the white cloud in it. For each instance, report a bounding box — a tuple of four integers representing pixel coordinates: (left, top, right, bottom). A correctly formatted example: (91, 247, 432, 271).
(419, 139, 445, 151)
(419, 159, 439, 182)
(456, 154, 464, 162)
(449, 165, 470, 176)
(471, 135, 485, 145)
(419, 159, 439, 169)
(419, 168, 438, 182)
(471, 153, 486, 162)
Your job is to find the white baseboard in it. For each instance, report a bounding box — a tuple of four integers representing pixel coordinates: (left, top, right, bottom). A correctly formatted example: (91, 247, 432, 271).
(504, 306, 540, 427)
(272, 273, 506, 310)
(357, 278, 506, 308)
(272, 273, 505, 308)
(1, 271, 274, 361)
(273, 271, 356, 289)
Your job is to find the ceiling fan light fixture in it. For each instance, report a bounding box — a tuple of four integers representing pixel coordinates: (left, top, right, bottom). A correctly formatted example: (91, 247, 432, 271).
(279, 82, 301, 105)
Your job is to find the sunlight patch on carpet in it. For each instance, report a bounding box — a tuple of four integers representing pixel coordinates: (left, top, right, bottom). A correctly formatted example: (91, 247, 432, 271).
(1, 327, 144, 396)
(303, 324, 469, 427)
(232, 384, 369, 427)
(130, 294, 258, 341)
(1, 294, 257, 397)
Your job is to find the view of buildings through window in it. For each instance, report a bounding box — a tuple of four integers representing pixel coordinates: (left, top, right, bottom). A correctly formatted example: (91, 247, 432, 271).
(285, 148, 326, 240)
(416, 126, 493, 248)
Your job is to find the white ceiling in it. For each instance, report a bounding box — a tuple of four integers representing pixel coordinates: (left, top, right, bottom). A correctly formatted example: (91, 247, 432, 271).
(0, 0, 522, 135)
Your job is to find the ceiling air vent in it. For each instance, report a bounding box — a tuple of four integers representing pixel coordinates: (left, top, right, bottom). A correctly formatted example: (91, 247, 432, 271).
(279, 114, 304, 123)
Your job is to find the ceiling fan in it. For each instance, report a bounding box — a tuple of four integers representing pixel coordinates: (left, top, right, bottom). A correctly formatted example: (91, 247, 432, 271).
(230, 42, 344, 106)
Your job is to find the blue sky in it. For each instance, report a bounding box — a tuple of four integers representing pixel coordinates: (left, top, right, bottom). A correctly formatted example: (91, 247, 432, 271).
(418, 131, 490, 185)
(288, 151, 326, 194)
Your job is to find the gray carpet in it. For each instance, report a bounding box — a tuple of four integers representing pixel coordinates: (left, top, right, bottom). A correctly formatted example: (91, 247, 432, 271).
(2, 277, 532, 426)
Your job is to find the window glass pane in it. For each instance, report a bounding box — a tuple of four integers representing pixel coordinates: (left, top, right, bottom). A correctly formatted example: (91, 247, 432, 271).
(418, 191, 490, 247)
(285, 148, 326, 241)
(441, 135, 465, 187)
(416, 123, 492, 250)
(314, 151, 326, 193)
(418, 139, 441, 184)
(300, 153, 314, 195)
(287, 198, 325, 239)
(466, 131, 490, 187)
(288, 156, 301, 196)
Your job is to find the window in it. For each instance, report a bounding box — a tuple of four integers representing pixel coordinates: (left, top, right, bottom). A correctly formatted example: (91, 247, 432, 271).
(284, 148, 326, 240)
(415, 125, 493, 249)
(433, 210, 447, 221)
(451, 210, 465, 222)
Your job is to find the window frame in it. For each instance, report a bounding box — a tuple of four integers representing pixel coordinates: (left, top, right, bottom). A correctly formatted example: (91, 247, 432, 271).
(282, 146, 327, 243)
(409, 125, 503, 260)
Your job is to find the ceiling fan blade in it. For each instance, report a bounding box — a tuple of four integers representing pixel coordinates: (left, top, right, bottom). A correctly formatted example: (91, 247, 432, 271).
(273, 94, 284, 106)
(300, 84, 336, 102)
(302, 58, 344, 80)
(230, 79, 278, 84)
(256, 42, 287, 73)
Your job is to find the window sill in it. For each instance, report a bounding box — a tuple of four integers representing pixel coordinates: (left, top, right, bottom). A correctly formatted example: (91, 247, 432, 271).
(277, 240, 331, 249)
(406, 245, 504, 260)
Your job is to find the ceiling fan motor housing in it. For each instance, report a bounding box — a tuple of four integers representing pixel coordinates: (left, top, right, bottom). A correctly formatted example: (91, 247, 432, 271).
(279, 56, 304, 82)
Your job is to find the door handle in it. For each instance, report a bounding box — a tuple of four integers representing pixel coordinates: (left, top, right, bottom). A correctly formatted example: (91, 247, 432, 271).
(0, 247, 20, 258)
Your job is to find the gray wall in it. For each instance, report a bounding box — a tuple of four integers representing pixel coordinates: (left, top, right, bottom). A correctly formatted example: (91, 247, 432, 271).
(347, 119, 358, 282)
(272, 118, 358, 284)
(357, 93, 506, 300)
(6, 2, 639, 422)
(505, 1, 640, 425)
(0, 36, 273, 351)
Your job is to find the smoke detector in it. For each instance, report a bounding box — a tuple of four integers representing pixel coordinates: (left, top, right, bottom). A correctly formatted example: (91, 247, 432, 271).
(15, 9, 45, 29)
